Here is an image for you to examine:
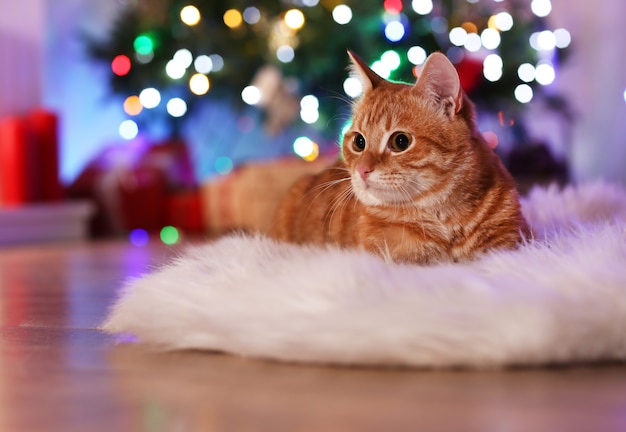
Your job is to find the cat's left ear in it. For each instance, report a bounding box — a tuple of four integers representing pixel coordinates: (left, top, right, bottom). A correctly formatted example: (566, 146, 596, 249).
(414, 53, 463, 119)
(347, 50, 385, 93)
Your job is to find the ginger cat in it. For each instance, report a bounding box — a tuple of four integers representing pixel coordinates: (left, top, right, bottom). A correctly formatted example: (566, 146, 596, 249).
(270, 52, 531, 264)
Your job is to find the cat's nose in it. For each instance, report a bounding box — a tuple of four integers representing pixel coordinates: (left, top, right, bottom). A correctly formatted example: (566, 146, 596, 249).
(358, 163, 373, 181)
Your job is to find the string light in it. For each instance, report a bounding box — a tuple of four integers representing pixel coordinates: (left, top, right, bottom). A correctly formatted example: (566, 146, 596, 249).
(123, 95, 143, 116)
(554, 28, 571, 48)
(293, 137, 319, 161)
(537, 30, 557, 51)
(209, 54, 224, 72)
(412, 0, 433, 15)
(160, 226, 179, 245)
(223, 9, 243, 29)
(515, 84, 534, 103)
(407, 46, 427, 65)
(371, 61, 392, 79)
(343, 77, 363, 98)
(449, 27, 468, 46)
(276, 45, 295, 63)
(139, 88, 161, 109)
(531, 0, 552, 17)
(111, 55, 131, 76)
(494, 12, 514, 31)
(332, 5, 352, 25)
(483, 54, 503, 82)
(166, 98, 187, 117)
(174, 49, 193, 68)
(535, 63, 556, 85)
(381, 50, 401, 71)
(133, 34, 154, 56)
(385, 0, 403, 14)
(189, 74, 210, 95)
(129, 229, 149, 247)
(517, 63, 536, 82)
(384, 21, 405, 42)
(166, 59, 186, 79)
(300, 95, 320, 124)
(194, 55, 213, 73)
(180, 5, 201, 26)
(119, 120, 138, 140)
(241, 86, 262, 105)
(481, 28, 501, 50)
(464, 33, 482, 52)
(243, 7, 261, 24)
(284, 9, 305, 30)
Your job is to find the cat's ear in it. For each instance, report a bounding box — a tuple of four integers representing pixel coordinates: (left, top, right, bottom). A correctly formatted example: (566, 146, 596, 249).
(414, 52, 463, 119)
(347, 50, 385, 93)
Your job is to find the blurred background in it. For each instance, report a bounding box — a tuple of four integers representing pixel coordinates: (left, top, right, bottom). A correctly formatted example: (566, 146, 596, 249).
(0, 0, 624, 246)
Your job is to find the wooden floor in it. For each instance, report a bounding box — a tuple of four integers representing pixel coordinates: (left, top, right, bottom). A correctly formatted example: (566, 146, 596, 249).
(1, 240, 626, 432)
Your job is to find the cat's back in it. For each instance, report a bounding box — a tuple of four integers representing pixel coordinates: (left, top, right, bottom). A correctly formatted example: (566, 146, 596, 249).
(269, 160, 358, 246)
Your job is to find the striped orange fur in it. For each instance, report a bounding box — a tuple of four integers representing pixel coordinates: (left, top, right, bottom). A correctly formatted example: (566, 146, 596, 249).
(269, 52, 531, 264)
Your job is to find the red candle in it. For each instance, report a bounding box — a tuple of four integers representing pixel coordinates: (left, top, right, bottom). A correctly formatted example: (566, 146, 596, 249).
(28, 109, 62, 201)
(0, 116, 33, 206)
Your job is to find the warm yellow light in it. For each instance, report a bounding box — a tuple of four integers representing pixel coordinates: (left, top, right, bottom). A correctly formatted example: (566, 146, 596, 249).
(284, 9, 305, 30)
(303, 142, 319, 162)
(180, 5, 201, 26)
(224, 9, 243, 29)
(189, 73, 210, 95)
(123, 95, 143, 116)
(461, 21, 478, 34)
(487, 15, 498, 30)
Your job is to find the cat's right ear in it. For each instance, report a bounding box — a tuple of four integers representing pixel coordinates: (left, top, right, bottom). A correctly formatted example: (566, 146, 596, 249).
(347, 50, 385, 93)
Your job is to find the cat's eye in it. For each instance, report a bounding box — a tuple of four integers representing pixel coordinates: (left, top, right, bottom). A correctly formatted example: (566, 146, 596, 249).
(389, 132, 412, 153)
(353, 133, 366, 152)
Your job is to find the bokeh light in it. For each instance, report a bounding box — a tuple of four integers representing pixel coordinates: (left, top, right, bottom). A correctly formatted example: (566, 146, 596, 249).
(537, 30, 556, 51)
(412, 0, 433, 15)
(160, 226, 180, 245)
(481, 28, 501, 50)
(554, 28, 571, 48)
(517, 63, 536, 82)
(243, 7, 261, 24)
(407, 46, 427, 65)
(449, 27, 467, 46)
(224, 9, 243, 29)
(371, 61, 392, 79)
(531, 0, 552, 17)
(483, 54, 503, 82)
(129, 228, 149, 247)
(180, 5, 201, 26)
(284, 9, 305, 30)
(276, 45, 295, 63)
(343, 77, 363, 98)
(293, 136, 319, 161)
(464, 33, 482, 52)
(242, 86, 262, 105)
(174, 49, 193, 68)
(332, 5, 352, 25)
(189, 73, 210, 95)
(111, 54, 131, 76)
(384, 21, 405, 42)
(166, 59, 186, 79)
(123, 95, 143, 116)
(494, 12, 514, 31)
(194, 55, 213, 74)
(535, 63, 556, 85)
(133, 34, 154, 56)
(215, 156, 234, 175)
(514, 84, 533, 103)
(381, 50, 401, 71)
(119, 120, 138, 140)
(139, 87, 161, 108)
(166, 98, 188, 117)
(209, 54, 224, 72)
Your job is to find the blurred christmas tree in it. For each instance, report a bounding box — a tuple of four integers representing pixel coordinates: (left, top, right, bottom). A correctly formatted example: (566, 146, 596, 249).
(87, 0, 571, 161)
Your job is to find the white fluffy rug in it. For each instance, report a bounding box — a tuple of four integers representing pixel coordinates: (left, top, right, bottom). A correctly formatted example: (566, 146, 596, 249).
(103, 182, 626, 368)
